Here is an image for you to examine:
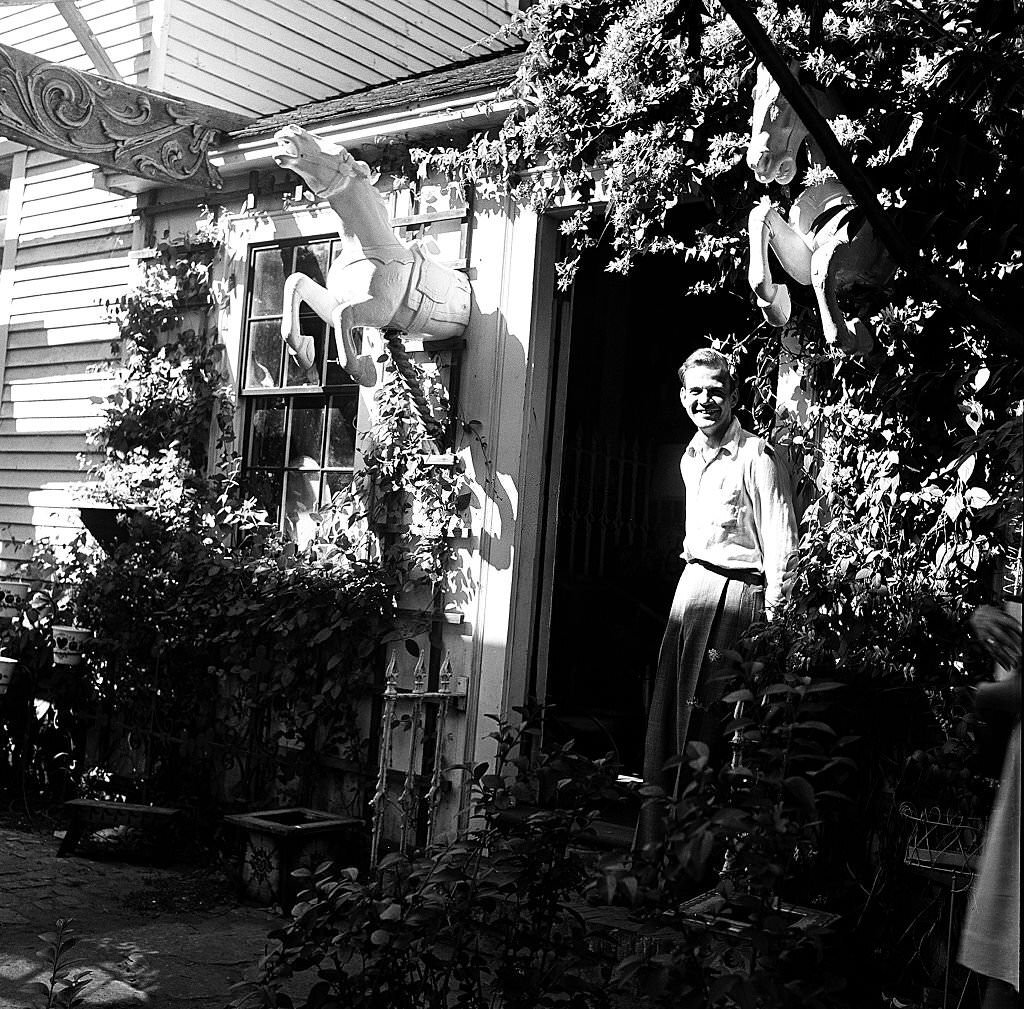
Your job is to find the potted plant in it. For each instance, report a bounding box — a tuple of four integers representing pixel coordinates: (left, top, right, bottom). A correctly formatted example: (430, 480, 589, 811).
(21, 546, 95, 668)
(50, 624, 93, 667)
(0, 653, 16, 697)
(0, 577, 30, 620)
(0, 578, 28, 697)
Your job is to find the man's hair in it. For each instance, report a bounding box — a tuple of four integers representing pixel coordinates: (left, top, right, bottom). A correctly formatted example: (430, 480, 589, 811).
(677, 348, 735, 391)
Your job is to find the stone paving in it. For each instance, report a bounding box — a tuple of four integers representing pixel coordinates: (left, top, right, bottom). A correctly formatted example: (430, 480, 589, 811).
(0, 823, 284, 1008)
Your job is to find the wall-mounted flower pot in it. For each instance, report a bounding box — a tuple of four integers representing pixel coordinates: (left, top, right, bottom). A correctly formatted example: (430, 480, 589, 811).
(0, 656, 17, 696)
(76, 504, 154, 553)
(51, 626, 93, 666)
(0, 580, 30, 619)
(223, 807, 363, 910)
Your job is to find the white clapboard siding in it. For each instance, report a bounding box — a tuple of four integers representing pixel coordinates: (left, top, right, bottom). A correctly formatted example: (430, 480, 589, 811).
(0, 468, 88, 490)
(17, 199, 135, 241)
(1, 386, 107, 419)
(5, 376, 111, 403)
(12, 261, 127, 300)
(16, 230, 132, 269)
(0, 485, 96, 510)
(5, 339, 116, 370)
(0, 453, 89, 475)
(160, 0, 518, 115)
(0, 502, 84, 532)
(0, 0, 151, 83)
(0, 149, 130, 558)
(0, 411, 99, 433)
(8, 323, 118, 351)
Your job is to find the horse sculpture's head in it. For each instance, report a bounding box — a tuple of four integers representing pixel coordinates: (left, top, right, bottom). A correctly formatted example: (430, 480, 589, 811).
(274, 125, 373, 199)
(747, 63, 811, 186)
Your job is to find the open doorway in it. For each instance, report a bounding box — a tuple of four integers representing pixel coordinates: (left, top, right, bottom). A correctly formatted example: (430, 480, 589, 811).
(535, 239, 750, 775)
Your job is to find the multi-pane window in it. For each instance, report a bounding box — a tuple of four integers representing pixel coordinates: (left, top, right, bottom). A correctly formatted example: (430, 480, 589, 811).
(241, 238, 360, 542)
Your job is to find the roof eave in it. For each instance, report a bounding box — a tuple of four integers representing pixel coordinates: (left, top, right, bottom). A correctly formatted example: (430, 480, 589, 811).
(210, 86, 515, 180)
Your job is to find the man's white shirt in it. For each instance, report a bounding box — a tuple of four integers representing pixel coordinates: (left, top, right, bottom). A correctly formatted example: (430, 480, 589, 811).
(680, 417, 799, 616)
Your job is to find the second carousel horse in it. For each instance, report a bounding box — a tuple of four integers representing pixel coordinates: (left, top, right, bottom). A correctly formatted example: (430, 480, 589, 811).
(746, 63, 893, 355)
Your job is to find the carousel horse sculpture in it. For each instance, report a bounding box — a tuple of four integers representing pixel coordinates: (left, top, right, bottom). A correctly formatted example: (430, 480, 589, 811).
(746, 63, 892, 355)
(273, 125, 472, 388)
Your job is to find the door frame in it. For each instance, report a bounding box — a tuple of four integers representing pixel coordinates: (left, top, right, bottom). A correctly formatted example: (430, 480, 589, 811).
(503, 211, 578, 718)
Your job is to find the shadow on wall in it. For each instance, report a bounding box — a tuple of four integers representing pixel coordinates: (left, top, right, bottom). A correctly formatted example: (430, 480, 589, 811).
(466, 286, 520, 580)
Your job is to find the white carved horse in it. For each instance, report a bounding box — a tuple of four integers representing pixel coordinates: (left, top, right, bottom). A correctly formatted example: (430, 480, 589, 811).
(273, 125, 471, 387)
(746, 64, 892, 355)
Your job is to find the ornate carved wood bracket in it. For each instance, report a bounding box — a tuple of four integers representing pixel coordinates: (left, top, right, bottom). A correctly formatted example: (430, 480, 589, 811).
(0, 40, 252, 189)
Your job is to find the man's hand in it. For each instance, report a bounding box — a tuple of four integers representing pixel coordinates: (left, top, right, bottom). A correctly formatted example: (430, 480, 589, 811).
(970, 604, 1022, 671)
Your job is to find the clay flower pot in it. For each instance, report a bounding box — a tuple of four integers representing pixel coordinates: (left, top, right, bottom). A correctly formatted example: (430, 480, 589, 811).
(0, 655, 17, 696)
(0, 579, 30, 620)
(51, 626, 93, 666)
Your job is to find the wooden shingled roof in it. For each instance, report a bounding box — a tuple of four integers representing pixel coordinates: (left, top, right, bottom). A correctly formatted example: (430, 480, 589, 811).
(228, 49, 526, 141)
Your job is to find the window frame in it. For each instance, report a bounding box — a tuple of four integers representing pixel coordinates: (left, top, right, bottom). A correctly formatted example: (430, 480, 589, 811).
(238, 234, 363, 539)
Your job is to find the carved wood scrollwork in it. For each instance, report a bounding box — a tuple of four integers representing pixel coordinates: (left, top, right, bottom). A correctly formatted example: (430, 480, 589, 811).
(0, 42, 252, 189)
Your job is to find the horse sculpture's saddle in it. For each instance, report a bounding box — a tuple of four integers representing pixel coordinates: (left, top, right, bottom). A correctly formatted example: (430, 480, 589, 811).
(391, 240, 472, 337)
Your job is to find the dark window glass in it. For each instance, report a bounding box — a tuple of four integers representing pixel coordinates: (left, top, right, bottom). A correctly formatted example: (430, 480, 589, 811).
(241, 238, 359, 541)
(327, 396, 357, 469)
(251, 247, 290, 317)
(249, 398, 287, 467)
(246, 320, 284, 388)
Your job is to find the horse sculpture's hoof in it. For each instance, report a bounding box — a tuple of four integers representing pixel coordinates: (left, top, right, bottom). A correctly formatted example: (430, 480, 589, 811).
(349, 354, 377, 388)
(757, 284, 792, 327)
(839, 319, 874, 356)
(285, 332, 316, 371)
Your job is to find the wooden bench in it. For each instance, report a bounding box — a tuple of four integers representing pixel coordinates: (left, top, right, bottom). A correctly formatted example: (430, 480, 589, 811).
(59, 798, 183, 857)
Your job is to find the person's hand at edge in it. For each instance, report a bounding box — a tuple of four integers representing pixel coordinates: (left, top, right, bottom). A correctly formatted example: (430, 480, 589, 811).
(970, 604, 1022, 671)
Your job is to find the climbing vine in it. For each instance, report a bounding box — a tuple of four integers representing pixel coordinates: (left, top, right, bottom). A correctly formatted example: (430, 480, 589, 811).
(333, 341, 472, 595)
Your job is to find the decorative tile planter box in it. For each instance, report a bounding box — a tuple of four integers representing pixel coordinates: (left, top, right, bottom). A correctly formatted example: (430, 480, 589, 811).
(223, 807, 363, 910)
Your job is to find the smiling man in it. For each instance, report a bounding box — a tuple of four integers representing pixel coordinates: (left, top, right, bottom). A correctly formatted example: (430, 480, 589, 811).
(639, 348, 799, 850)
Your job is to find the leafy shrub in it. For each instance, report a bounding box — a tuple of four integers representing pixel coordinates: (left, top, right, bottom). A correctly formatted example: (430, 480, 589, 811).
(12, 220, 476, 812)
(231, 708, 620, 1009)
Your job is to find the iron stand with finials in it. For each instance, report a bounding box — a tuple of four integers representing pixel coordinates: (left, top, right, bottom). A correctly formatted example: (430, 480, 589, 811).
(369, 652, 467, 866)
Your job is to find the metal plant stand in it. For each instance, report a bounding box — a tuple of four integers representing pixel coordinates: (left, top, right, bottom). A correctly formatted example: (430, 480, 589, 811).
(900, 802, 987, 1009)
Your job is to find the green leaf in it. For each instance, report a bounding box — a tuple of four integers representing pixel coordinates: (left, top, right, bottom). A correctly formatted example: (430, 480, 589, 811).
(965, 487, 991, 508)
(801, 681, 845, 694)
(784, 776, 816, 809)
(722, 688, 754, 704)
(794, 720, 837, 735)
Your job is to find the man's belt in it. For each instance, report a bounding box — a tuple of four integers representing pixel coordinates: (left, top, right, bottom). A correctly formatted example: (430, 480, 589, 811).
(690, 558, 766, 586)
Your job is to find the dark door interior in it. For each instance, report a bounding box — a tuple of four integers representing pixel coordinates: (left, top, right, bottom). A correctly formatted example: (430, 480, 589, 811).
(541, 241, 747, 774)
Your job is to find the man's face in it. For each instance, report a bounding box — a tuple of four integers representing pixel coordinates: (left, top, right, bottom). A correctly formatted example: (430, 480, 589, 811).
(680, 365, 736, 441)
